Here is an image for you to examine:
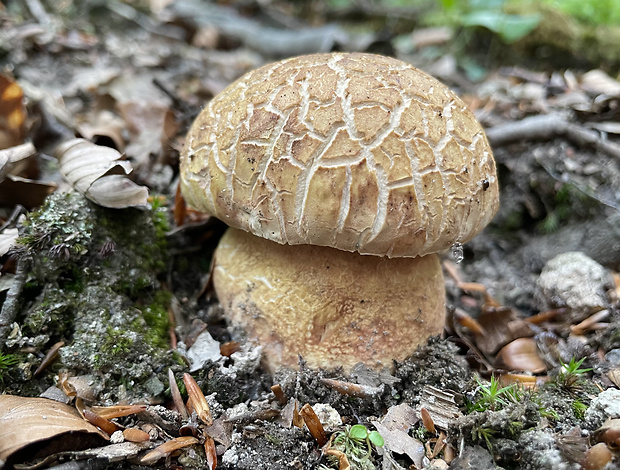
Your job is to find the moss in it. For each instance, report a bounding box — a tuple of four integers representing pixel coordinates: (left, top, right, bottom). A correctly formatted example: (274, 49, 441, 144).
(138, 290, 172, 349)
(9, 191, 179, 402)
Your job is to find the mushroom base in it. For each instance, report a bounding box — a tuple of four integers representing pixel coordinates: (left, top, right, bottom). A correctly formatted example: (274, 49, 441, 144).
(213, 228, 446, 372)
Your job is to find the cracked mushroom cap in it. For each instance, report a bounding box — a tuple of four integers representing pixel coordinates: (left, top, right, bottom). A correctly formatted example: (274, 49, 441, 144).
(180, 52, 499, 257)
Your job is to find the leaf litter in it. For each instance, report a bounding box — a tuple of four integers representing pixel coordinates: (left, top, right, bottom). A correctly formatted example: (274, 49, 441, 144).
(1, 0, 620, 469)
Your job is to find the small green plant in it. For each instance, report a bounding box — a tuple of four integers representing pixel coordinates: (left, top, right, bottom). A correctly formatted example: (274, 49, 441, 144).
(320, 424, 384, 470)
(572, 399, 588, 420)
(433, 0, 541, 43)
(557, 357, 592, 390)
(467, 375, 523, 412)
(0, 353, 18, 383)
(472, 425, 496, 453)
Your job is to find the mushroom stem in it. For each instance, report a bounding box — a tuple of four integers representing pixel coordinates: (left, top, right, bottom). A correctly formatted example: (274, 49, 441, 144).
(213, 228, 446, 372)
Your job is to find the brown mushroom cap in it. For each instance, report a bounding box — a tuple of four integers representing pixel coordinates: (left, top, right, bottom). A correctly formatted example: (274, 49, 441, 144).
(181, 52, 499, 257)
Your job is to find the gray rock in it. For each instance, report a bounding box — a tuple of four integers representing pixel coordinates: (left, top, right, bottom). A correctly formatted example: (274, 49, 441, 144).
(536, 252, 613, 321)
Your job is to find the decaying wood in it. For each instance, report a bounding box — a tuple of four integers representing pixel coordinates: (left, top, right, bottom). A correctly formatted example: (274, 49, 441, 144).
(419, 386, 463, 431)
(486, 113, 620, 160)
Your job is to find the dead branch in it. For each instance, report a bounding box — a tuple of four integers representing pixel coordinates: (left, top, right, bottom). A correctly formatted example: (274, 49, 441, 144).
(485, 114, 620, 160)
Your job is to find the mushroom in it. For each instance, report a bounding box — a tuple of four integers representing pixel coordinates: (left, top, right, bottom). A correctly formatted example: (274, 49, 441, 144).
(180, 52, 499, 372)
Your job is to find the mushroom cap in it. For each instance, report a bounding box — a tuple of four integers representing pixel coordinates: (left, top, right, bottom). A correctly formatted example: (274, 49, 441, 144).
(181, 52, 499, 257)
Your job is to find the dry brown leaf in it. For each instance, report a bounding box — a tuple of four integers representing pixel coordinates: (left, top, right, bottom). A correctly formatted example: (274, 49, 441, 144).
(495, 337, 547, 373)
(371, 403, 424, 468)
(476, 306, 533, 356)
(0, 74, 27, 149)
(0, 395, 108, 466)
(324, 448, 351, 470)
(0, 174, 56, 209)
(55, 138, 149, 208)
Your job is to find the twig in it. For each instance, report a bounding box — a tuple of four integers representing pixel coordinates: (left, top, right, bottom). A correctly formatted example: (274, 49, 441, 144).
(0, 255, 30, 352)
(485, 114, 620, 160)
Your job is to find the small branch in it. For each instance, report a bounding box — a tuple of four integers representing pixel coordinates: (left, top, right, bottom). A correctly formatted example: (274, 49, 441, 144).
(485, 114, 620, 160)
(0, 255, 30, 352)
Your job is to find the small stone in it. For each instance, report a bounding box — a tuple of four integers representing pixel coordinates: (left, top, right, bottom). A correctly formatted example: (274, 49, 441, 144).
(110, 430, 125, 444)
(186, 330, 222, 372)
(144, 375, 164, 397)
(311, 403, 342, 430)
(536, 252, 613, 322)
(587, 389, 620, 420)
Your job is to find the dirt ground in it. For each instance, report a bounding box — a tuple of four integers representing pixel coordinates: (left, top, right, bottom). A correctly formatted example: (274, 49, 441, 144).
(1, 1, 620, 469)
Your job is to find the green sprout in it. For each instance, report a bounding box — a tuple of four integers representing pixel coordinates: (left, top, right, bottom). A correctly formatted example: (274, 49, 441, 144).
(0, 353, 18, 383)
(557, 357, 592, 391)
(472, 425, 496, 453)
(321, 424, 384, 470)
(467, 375, 523, 413)
(572, 399, 588, 420)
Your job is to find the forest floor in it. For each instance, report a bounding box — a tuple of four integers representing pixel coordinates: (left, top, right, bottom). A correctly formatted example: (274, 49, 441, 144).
(1, 1, 620, 470)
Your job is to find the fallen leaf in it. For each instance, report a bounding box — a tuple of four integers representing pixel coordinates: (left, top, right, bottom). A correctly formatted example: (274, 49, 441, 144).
(55, 138, 149, 208)
(495, 337, 547, 373)
(371, 404, 424, 468)
(0, 142, 36, 181)
(0, 74, 27, 149)
(0, 227, 19, 257)
(0, 395, 108, 467)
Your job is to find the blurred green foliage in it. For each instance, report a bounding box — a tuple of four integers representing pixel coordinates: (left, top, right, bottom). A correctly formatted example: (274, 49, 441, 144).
(540, 0, 620, 25)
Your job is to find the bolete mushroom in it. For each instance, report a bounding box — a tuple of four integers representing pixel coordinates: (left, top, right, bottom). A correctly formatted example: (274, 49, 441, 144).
(180, 52, 499, 372)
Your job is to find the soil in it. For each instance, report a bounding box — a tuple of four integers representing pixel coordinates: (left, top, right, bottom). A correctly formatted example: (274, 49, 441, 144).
(1, 1, 620, 470)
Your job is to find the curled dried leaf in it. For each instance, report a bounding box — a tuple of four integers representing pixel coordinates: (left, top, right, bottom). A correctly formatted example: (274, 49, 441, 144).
(324, 448, 351, 470)
(0, 395, 108, 465)
(54, 138, 148, 208)
(496, 337, 547, 373)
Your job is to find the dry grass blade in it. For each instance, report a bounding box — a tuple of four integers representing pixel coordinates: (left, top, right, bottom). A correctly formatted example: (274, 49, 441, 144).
(183, 372, 213, 426)
(90, 404, 147, 419)
(452, 308, 485, 335)
(292, 400, 304, 428)
(324, 448, 351, 470)
(299, 403, 327, 447)
(54, 138, 148, 208)
(139, 436, 200, 464)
